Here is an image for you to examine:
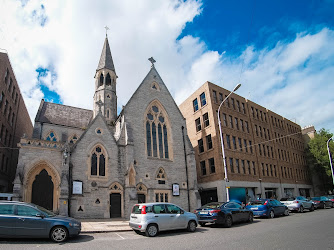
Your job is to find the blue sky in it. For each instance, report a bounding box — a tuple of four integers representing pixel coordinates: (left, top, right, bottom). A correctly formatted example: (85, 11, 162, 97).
(0, 0, 333, 134)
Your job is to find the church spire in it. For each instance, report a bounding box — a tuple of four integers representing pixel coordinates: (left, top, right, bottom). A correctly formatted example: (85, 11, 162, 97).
(97, 36, 116, 73)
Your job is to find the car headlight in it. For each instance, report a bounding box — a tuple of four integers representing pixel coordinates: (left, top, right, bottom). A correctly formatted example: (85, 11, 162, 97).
(69, 222, 80, 227)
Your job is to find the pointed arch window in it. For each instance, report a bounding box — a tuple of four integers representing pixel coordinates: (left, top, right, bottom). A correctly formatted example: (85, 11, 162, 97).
(106, 73, 111, 86)
(99, 73, 104, 87)
(91, 146, 106, 177)
(156, 168, 166, 180)
(145, 103, 170, 159)
(46, 131, 57, 142)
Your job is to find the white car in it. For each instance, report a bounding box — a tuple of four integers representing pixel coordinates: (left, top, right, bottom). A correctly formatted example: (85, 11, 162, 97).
(280, 196, 314, 212)
(129, 203, 198, 237)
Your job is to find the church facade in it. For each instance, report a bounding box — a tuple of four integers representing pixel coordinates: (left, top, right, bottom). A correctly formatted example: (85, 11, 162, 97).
(13, 36, 200, 219)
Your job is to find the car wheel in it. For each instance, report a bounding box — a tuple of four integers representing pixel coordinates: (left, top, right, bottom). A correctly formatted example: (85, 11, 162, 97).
(187, 220, 197, 232)
(284, 209, 289, 216)
(225, 215, 233, 228)
(299, 206, 304, 213)
(248, 213, 254, 222)
(50, 226, 68, 243)
(199, 222, 206, 227)
(268, 210, 274, 219)
(323, 203, 326, 209)
(145, 224, 158, 237)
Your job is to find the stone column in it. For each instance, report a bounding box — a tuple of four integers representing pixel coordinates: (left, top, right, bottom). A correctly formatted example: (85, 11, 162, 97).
(59, 145, 70, 216)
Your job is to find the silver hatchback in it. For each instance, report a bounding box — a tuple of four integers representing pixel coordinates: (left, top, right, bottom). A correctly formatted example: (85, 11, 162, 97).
(129, 203, 198, 237)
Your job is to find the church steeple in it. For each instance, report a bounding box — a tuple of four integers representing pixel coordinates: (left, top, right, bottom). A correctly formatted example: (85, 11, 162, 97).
(93, 34, 117, 123)
(97, 37, 116, 73)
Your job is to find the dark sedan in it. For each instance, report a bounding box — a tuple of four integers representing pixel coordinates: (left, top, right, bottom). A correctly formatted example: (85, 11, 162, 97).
(246, 199, 289, 218)
(0, 201, 81, 242)
(194, 201, 253, 228)
(311, 197, 334, 209)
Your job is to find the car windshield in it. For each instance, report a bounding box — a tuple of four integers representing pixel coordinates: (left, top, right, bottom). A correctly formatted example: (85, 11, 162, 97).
(280, 198, 294, 201)
(200, 203, 223, 209)
(248, 200, 266, 205)
(297, 196, 307, 200)
(36, 205, 56, 217)
(312, 197, 320, 201)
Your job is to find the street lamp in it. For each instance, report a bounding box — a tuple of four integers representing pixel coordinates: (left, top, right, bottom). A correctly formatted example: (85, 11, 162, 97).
(327, 137, 334, 185)
(217, 83, 241, 202)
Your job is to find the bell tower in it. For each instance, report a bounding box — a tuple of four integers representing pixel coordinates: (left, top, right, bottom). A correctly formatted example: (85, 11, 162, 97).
(93, 31, 117, 122)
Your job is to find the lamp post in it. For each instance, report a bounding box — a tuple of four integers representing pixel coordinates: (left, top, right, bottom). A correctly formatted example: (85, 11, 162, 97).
(218, 83, 241, 202)
(327, 137, 334, 186)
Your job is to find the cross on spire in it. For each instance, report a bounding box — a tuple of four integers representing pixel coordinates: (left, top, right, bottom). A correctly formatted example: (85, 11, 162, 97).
(148, 57, 156, 67)
(96, 100, 104, 114)
(104, 26, 109, 37)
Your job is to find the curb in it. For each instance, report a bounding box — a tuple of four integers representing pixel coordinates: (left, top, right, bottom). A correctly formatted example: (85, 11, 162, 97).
(82, 229, 133, 234)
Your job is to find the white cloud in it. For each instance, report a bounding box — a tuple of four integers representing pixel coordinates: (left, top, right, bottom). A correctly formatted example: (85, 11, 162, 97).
(0, 0, 333, 134)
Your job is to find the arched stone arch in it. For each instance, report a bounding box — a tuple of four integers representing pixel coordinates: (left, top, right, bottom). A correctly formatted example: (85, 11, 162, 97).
(87, 143, 108, 179)
(99, 73, 104, 87)
(151, 81, 160, 91)
(24, 160, 61, 212)
(156, 167, 167, 180)
(106, 73, 111, 86)
(109, 182, 123, 218)
(144, 100, 173, 160)
(136, 183, 147, 203)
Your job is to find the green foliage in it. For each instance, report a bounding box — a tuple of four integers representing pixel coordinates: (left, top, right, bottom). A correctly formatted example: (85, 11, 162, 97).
(305, 128, 334, 192)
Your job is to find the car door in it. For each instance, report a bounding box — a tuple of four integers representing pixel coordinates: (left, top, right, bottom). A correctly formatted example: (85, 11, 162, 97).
(225, 202, 242, 222)
(166, 204, 187, 229)
(15, 204, 49, 237)
(274, 200, 285, 215)
(0, 203, 16, 237)
(152, 204, 171, 231)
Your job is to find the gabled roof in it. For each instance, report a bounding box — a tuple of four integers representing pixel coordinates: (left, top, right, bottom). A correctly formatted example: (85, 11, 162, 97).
(35, 100, 93, 129)
(96, 36, 116, 73)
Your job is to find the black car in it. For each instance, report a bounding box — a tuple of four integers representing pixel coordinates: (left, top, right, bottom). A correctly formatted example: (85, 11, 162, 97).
(194, 201, 253, 228)
(311, 197, 334, 209)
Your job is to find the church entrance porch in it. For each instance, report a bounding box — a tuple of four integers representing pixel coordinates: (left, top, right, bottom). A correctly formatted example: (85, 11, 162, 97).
(110, 193, 121, 218)
(32, 169, 54, 210)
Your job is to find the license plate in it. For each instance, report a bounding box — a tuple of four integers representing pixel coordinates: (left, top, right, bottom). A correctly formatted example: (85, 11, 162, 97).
(199, 212, 208, 215)
(251, 207, 258, 210)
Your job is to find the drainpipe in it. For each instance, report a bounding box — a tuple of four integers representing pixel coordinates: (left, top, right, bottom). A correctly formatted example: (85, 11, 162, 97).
(181, 126, 190, 211)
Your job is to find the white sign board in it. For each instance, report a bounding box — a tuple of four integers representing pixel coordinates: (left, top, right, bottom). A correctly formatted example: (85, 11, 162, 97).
(73, 181, 82, 195)
(172, 183, 180, 196)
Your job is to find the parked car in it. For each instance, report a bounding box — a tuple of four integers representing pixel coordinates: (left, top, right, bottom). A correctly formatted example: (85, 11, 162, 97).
(325, 195, 334, 203)
(0, 201, 81, 242)
(194, 201, 253, 228)
(246, 199, 289, 218)
(280, 196, 314, 212)
(129, 203, 198, 237)
(0, 193, 13, 201)
(311, 197, 334, 209)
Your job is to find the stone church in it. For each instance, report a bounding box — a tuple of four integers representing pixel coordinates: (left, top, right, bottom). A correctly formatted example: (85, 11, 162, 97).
(13, 35, 200, 218)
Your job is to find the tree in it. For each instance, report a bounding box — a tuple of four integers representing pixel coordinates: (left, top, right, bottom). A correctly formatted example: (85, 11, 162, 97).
(305, 128, 334, 194)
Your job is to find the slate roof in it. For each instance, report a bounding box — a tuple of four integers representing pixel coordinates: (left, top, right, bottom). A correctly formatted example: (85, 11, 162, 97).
(97, 37, 115, 72)
(35, 100, 93, 129)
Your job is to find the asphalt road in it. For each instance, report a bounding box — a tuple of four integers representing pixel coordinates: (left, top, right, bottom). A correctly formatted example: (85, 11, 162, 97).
(1, 208, 334, 250)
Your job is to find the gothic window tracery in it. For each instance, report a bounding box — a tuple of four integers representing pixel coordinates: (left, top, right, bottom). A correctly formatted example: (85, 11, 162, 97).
(156, 167, 166, 180)
(106, 73, 111, 86)
(145, 102, 170, 159)
(69, 134, 78, 144)
(90, 146, 106, 177)
(99, 73, 104, 87)
(46, 131, 57, 142)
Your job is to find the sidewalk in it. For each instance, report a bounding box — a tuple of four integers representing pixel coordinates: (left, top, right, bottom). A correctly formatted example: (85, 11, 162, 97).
(80, 218, 132, 233)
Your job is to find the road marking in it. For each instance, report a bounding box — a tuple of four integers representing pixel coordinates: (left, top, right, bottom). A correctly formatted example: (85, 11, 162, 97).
(115, 233, 125, 239)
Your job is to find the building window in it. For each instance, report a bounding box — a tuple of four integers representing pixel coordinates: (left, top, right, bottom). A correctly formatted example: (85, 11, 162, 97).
(237, 100, 241, 112)
(238, 138, 242, 151)
(106, 73, 111, 85)
(232, 136, 237, 149)
(223, 113, 227, 126)
(244, 139, 248, 152)
(247, 160, 251, 174)
(4, 100, 8, 115)
(200, 161, 206, 176)
(156, 168, 166, 180)
(242, 103, 246, 114)
(195, 118, 201, 132)
(200, 92, 206, 107)
(69, 135, 78, 144)
(146, 103, 170, 159)
(255, 125, 258, 136)
(91, 146, 106, 176)
(236, 159, 240, 173)
(193, 98, 199, 112)
(245, 121, 249, 133)
(213, 90, 217, 103)
(198, 138, 204, 153)
(235, 118, 239, 130)
(229, 115, 233, 128)
(206, 134, 212, 150)
(225, 95, 230, 107)
(226, 135, 231, 149)
(46, 131, 57, 142)
(203, 113, 209, 127)
(249, 141, 253, 153)
(209, 158, 215, 173)
(0, 92, 4, 109)
(219, 93, 223, 103)
(155, 191, 169, 202)
(229, 158, 234, 173)
(240, 119, 244, 131)
(258, 144, 262, 155)
(253, 162, 256, 175)
(231, 98, 235, 110)
(242, 160, 246, 174)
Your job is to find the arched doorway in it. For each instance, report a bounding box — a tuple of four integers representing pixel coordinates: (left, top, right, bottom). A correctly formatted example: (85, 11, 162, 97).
(31, 169, 54, 210)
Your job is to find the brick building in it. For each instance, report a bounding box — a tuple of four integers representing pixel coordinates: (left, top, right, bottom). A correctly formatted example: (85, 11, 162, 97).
(179, 81, 313, 204)
(0, 51, 33, 192)
(13, 36, 200, 218)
